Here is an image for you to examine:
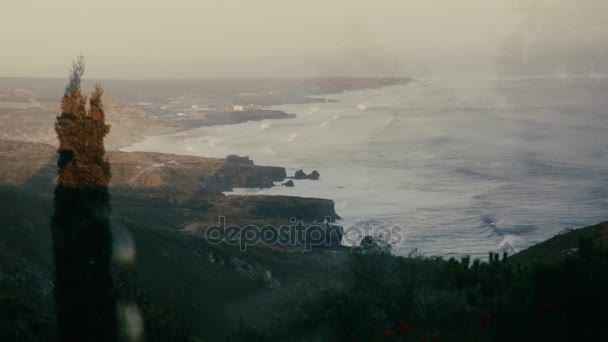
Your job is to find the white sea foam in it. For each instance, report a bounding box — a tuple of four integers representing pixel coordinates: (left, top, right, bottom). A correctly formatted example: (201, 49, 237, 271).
(307, 106, 319, 115)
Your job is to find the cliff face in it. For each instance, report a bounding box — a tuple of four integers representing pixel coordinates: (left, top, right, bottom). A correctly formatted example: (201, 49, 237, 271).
(0, 141, 284, 194)
(107, 151, 225, 191)
(0, 140, 342, 246)
(205, 155, 286, 193)
(218, 195, 340, 222)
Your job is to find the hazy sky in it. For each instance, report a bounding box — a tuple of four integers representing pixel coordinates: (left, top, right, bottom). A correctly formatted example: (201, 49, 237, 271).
(2, 0, 519, 79)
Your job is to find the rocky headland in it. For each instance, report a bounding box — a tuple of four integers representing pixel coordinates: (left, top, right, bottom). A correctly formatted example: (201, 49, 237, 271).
(0, 140, 342, 244)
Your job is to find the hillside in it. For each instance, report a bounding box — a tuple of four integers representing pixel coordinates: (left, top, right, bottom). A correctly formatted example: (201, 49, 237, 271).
(508, 221, 608, 264)
(0, 185, 348, 341)
(0, 139, 346, 340)
(0, 140, 284, 193)
(0, 92, 175, 150)
(3, 179, 606, 341)
(0, 140, 341, 233)
(2, 168, 607, 341)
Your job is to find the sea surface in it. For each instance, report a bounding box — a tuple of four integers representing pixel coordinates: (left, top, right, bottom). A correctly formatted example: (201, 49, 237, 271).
(123, 76, 608, 258)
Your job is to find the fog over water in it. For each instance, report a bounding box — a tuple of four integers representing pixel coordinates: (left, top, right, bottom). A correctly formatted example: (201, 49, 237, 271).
(124, 76, 608, 258)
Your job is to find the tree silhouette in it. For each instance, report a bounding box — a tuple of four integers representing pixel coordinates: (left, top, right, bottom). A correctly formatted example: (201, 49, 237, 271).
(51, 55, 117, 341)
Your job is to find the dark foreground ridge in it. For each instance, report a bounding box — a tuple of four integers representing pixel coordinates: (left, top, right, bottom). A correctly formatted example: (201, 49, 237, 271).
(1, 181, 607, 341)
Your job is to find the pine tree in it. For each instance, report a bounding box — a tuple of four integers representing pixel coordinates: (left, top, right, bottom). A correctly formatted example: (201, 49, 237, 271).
(51, 55, 117, 342)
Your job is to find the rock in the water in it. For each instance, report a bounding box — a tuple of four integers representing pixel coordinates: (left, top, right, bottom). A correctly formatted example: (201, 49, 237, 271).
(292, 169, 320, 180)
(294, 169, 307, 179)
(282, 180, 294, 187)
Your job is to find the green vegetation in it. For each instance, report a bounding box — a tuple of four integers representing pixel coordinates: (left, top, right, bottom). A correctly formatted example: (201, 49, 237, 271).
(2, 185, 608, 341)
(229, 237, 608, 341)
(0, 185, 346, 341)
(0, 295, 56, 342)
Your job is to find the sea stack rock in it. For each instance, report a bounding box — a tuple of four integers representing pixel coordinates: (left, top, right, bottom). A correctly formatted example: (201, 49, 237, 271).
(294, 169, 307, 179)
(292, 169, 320, 180)
(282, 180, 294, 187)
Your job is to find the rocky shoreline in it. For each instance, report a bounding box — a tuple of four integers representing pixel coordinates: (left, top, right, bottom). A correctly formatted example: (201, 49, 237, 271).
(0, 140, 342, 246)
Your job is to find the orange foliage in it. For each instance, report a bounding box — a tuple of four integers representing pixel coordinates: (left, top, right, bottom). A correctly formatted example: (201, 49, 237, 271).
(56, 84, 111, 189)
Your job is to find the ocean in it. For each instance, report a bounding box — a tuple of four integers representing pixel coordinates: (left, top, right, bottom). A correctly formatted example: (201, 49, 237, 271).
(123, 76, 608, 258)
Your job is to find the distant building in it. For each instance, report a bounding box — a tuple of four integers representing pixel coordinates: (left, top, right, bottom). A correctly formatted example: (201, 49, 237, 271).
(233, 105, 244, 112)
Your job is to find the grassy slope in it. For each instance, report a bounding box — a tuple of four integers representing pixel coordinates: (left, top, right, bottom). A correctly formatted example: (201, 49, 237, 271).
(0, 185, 347, 341)
(2, 183, 607, 340)
(508, 221, 608, 264)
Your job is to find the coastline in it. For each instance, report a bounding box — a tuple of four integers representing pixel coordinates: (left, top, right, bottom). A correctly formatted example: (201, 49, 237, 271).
(0, 139, 343, 245)
(118, 78, 413, 147)
(118, 77, 608, 259)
